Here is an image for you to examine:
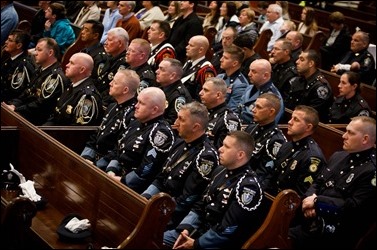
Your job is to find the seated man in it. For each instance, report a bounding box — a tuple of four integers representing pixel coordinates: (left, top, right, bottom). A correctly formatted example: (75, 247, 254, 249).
(80, 69, 139, 170)
(163, 131, 267, 249)
(1, 30, 35, 102)
(289, 116, 376, 249)
(43, 52, 102, 125)
(286, 50, 333, 122)
(216, 44, 249, 112)
(331, 31, 375, 85)
(142, 101, 219, 230)
(269, 105, 326, 197)
(106, 87, 175, 194)
(199, 77, 241, 149)
(244, 93, 287, 190)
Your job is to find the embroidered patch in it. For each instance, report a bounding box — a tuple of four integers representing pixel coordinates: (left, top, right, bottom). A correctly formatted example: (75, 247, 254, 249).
(227, 120, 238, 132)
(371, 176, 376, 186)
(309, 157, 321, 172)
(358, 110, 370, 116)
(272, 142, 282, 156)
(175, 96, 186, 113)
(241, 187, 255, 205)
(317, 86, 329, 99)
(153, 130, 168, 146)
(198, 159, 214, 176)
(97, 63, 105, 76)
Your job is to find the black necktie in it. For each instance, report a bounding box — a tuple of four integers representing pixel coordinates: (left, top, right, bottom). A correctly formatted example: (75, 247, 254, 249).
(183, 61, 192, 72)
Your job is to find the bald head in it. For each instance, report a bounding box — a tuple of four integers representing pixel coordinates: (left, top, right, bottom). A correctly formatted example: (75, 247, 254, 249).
(251, 59, 271, 73)
(140, 87, 166, 112)
(65, 52, 94, 82)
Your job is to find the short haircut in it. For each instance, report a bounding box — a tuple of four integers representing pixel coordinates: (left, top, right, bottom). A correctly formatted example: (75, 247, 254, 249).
(294, 105, 319, 130)
(351, 116, 376, 143)
(304, 49, 321, 67)
(38, 37, 60, 59)
(117, 69, 140, 95)
(84, 19, 104, 38)
(227, 130, 255, 159)
(162, 58, 183, 78)
(276, 38, 293, 52)
(10, 29, 31, 51)
(108, 27, 129, 44)
(205, 77, 227, 96)
(233, 33, 255, 49)
(258, 92, 281, 115)
(130, 38, 151, 55)
(180, 101, 209, 129)
(152, 20, 171, 39)
(224, 44, 245, 63)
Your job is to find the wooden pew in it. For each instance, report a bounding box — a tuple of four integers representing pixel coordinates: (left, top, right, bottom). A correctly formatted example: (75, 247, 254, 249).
(254, 29, 272, 60)
(360, 83, 376, 112)
(1, 104, 175, 249)
(40, 126, 97, 154)
(306, 31, 327, 52)
(242, 189, 301, 249)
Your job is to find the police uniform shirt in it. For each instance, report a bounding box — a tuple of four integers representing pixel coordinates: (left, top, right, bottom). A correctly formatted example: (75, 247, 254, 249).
(246, 122, 287, 189)
(274, 136, 326, 196)
(271, 59, 297, 99)
(337, 48, 376, 85)
(96, 50, 128, 106)
(328, 93, 371, 124)
(286, 70, 332, 121)
(162, 80, 193, 125)
(1, 51, 35, 102)
(181, 57, 216, 100)
(304, 148, 376, 248)
(107, 116, 175, 193)
(207, 103, 241, 149)
(217, 69, 249, 112)
(82, 97, 137, 162)
(81, 43, 107, 80)
(148, 41, 176, 72)
(175, 165, 266, 249)
(47, 77, 102, 126)
(127, 61, 157, 93)
(11, 62, 69, 125)
(153, 135, 218, 207)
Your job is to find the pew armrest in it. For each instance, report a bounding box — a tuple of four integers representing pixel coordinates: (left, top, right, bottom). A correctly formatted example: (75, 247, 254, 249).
(242, 189, 301, 249)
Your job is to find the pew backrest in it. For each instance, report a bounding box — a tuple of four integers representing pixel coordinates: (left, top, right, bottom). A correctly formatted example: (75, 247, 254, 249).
(1, 104, 175, 249)
(242, 189, 301, 249)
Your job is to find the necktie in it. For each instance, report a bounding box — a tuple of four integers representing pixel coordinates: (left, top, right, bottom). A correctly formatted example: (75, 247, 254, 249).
(183, 61, 192, 73)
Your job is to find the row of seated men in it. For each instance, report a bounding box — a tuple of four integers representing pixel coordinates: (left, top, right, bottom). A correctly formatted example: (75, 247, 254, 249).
(1, 20, 374, 128)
